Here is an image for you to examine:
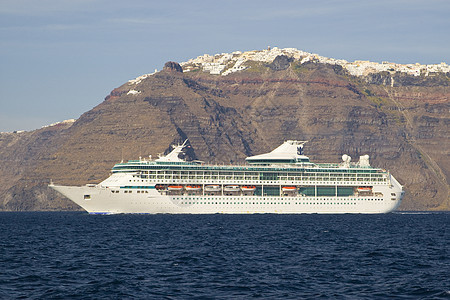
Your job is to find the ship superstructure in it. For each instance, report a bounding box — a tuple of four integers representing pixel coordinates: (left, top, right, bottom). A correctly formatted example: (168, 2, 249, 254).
(50, 140, 404, 214)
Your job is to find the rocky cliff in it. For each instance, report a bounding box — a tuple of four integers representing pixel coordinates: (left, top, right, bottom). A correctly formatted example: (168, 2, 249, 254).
(1, 48, 448, 211)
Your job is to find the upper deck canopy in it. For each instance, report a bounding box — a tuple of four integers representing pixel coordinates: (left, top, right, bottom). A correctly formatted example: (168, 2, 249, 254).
(245, 140, 310, 164)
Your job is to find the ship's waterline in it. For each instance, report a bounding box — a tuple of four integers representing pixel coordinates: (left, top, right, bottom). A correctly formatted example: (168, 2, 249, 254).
(50, 140, 404, 214)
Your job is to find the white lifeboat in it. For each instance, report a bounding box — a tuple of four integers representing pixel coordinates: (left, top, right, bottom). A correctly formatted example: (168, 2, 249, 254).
(241, 186, 256, 192)
(167, 185, 183, 191)
(204, 185, 221, 192)
(282, 186, 297, 192)
(223, 185, 240, 192)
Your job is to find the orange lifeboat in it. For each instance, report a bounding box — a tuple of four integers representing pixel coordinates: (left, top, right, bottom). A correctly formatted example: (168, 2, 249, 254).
(167, 185, 183, 191)
(357, 187, 372, 192)
(241, 186, 256, 192)
(282, 186, 297, 192)
(185, 185, 202, 191)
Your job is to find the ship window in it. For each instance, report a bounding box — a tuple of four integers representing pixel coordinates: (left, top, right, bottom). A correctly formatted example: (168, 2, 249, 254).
(84, 195, 91, 200)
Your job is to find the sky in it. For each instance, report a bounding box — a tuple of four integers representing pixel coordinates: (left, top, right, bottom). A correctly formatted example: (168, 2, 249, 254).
(1, 0, 449, 132)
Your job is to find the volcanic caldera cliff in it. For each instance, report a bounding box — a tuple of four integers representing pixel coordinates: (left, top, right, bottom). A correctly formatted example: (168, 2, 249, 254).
(0, 48, 448, 211)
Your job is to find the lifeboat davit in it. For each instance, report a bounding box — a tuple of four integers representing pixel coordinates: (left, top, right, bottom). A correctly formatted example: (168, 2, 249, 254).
(167, 185, 183, 191)
(223, 185, 240, 192)
(282, 186, 297, 192)
(204, 185, 221, 192)
(241, 186, 256, 192)
(185, 185, 202, 191)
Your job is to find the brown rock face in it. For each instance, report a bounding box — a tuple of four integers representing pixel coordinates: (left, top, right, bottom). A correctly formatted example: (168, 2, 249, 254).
(268, 55, 293, 71)
(163, 61, 183, 73)
(0, 61, 448, 211)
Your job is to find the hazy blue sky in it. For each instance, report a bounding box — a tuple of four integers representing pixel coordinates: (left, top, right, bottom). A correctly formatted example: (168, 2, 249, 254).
(1, 0, 449, 132)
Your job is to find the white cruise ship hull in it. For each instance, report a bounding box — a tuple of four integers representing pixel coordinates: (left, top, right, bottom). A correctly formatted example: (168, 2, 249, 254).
(49, 140, 404, 214)
(50, 182, 403, 215)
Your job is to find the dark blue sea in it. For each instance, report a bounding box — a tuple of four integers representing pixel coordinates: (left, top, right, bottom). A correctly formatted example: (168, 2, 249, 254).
(0, 212, 449, 299)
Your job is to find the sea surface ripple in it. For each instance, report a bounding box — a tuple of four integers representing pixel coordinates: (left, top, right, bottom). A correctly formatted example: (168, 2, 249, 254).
(0, 212, 449, 299)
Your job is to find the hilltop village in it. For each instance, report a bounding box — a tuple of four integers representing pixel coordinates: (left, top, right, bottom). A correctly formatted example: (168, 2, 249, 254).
(179, 47, 449, 77)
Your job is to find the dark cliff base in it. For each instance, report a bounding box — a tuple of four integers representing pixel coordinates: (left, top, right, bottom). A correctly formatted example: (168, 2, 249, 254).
(0, 61, 448, 211)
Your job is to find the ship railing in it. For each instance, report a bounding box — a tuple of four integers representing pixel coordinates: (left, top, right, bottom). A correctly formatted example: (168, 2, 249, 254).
(151, 179, 386, 186)
(113, 161, 386, 174)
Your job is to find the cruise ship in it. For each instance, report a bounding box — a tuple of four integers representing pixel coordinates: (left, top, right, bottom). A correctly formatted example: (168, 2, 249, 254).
(50, 140, 404, 214)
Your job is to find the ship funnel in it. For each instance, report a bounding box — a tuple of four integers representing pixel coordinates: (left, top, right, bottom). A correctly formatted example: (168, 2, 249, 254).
(358, 155, 370, 167)
(341, 154, 351, 168)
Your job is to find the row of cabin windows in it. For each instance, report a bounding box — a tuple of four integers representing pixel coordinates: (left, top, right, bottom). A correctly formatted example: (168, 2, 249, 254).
(124, 184, 360, 198)
(117, 186, 384, 200)
(100, 192, 385, 203)
(173, 198, 384, 202)
(115, 165, 382, 174)
(135, 173, 386, 182)
(131, 201, 385, 206)
(176, 201, 386, 205)
(140, 170, 384, 177)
